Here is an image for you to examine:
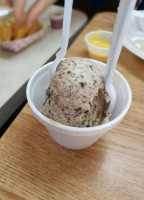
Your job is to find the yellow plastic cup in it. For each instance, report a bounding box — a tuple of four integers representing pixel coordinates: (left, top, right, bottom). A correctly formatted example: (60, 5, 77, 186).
(85, 30, 112, 63)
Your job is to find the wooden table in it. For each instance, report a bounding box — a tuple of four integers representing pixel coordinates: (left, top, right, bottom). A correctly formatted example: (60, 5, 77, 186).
(0, 12, 144, 200)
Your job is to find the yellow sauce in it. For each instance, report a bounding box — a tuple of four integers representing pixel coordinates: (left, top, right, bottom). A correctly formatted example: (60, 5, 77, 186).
(88, 50, 108, 63)
(88, 30, 111, 63)
(90, 40, 110, 48)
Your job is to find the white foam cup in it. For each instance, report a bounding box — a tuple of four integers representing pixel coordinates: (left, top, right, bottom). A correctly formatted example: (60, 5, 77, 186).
(26, 59, 132, 150)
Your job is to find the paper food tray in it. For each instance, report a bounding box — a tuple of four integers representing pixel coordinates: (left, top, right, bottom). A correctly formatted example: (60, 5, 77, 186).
(0, 24, 48, 52)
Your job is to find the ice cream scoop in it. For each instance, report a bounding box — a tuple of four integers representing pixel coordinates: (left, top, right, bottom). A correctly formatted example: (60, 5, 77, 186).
(48, 0, 73, 84)
(105, 0, 136, 113)
(42, 57, 110, 127)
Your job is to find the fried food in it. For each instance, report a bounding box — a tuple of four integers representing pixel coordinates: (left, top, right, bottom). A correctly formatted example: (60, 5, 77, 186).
(2, 24, 12, 41)
(0, 28, 2, 42)
(0, 19, 12, 41)
(27, 20, 42, 36)
(0, 15, 42, 42)
(0, 19, 6, 28)
(15, 23, 29, 39)
(0, 19, 6, 42)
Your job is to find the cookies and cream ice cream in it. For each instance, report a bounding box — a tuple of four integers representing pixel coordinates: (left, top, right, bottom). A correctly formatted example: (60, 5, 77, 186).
(42, 57, 110, 127)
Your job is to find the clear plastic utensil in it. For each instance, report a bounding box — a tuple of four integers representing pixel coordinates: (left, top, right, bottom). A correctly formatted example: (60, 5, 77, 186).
(48, 0, 73, 83)
(105, 0, 136, 113)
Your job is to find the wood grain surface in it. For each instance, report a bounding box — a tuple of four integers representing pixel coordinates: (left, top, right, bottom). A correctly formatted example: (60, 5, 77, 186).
(0, 12, 144, 200)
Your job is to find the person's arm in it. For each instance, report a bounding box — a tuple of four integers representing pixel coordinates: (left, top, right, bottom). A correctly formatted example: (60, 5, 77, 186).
(11, 0, 57, 26)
